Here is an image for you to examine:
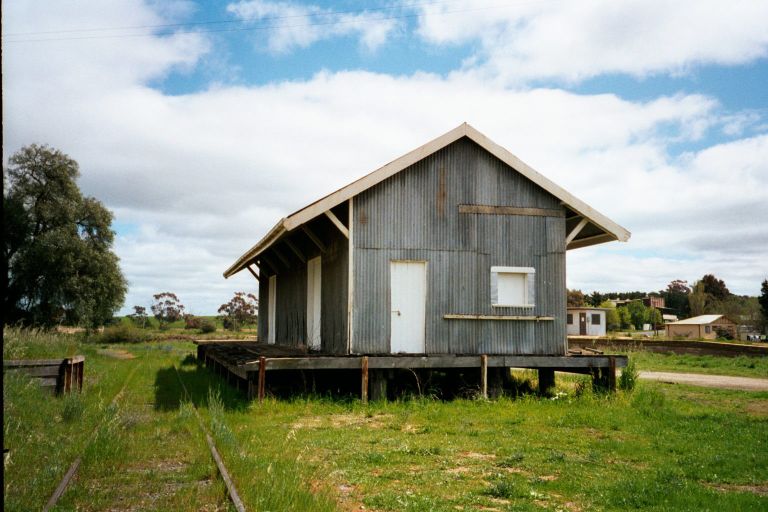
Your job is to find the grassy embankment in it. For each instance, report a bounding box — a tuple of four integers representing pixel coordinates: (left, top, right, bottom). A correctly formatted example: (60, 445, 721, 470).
(4, 329, 767, 511)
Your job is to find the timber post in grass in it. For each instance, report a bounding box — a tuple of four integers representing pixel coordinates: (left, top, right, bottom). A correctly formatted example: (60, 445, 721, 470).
(480, 355, 488, 399)
(538, 369, 555, 395)
(219, 123, 631, 399)
(258, 356, 266, 403)
(361, 356, 369, 404)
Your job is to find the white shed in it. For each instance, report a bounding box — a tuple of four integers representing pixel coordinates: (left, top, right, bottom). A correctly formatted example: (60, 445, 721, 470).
(566, 307, 608, 336)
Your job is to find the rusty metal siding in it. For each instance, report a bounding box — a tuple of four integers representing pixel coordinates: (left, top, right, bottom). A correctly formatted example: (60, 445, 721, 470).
(352, 137, 567, 355)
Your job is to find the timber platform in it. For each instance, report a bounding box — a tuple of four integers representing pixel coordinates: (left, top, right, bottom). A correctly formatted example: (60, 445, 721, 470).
(195, 341, 627, 401)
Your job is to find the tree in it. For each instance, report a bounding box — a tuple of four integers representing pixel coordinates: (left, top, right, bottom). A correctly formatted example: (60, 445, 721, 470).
(688, 281, 708, 317)
(588, 291, 604, 307)
(599, 300, 620, 331)
(760, 279, 768, 333)
(567, 289, 586, 307)
(660, 279, 691, 318)
(151, 293, 185, 328)
(128, 306, 148, 328)
(616, 306, 632, 330)
(626, 300, 648, 330)
(647, 307, 663, 330)
(3, 145, 126, 327)
(701, 274, 730, 301)
(218, 292, 258, 331)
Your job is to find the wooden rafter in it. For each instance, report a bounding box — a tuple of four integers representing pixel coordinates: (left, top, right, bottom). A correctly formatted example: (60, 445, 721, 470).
(302, 225, 327, 253)
(246, 265, 259, 280)
(272, 246, 291, 267)
(324, 210, 349, 238)
(284, 238, 306, 263)
(260, 254, 278, 274)
(565, 217, 589, 246)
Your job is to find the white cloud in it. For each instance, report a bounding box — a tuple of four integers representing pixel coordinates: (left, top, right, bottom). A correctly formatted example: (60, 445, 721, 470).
(226, 0, 399, 53)
(2, 0, 767, 314)
(414, 0, 768, 83)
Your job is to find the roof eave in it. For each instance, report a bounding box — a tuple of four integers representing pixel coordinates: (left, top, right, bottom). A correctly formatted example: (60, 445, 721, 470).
(223, 219, 287, 278)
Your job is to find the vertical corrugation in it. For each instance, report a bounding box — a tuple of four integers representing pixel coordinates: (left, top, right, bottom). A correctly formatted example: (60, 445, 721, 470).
(352, 137, 567, 355)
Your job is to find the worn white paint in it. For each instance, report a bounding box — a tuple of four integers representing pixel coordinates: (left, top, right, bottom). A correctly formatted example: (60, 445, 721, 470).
(268, 275, 277, 344)
(390, 261, 427, 354)
(306, 256, 322, 349)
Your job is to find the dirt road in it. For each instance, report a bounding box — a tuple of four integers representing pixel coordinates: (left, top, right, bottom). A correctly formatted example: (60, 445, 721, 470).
(639, 371, 768, 391)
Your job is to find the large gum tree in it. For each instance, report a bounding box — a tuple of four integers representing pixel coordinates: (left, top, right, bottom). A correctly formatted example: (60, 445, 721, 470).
(3, 145, 127, 327)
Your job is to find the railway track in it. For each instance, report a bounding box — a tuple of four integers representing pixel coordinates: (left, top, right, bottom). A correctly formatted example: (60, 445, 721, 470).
(43, 355, 246, 511)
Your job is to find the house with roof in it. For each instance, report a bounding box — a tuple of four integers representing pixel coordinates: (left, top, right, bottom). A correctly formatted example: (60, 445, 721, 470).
(224, 123, 630, 360)
(665, 314, 737, 340)
(566, 307, 608, 336)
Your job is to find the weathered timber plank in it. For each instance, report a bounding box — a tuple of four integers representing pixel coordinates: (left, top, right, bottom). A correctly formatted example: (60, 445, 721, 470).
(4, 358, 71, 367)
(504, 355, 627, 368)
(444, 314, 555, 321)
(458, 204, 565, 217)
(6, 366, 62, 377)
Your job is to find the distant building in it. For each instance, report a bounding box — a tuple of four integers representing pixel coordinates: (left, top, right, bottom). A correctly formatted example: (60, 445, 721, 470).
(608, 296, 666, 310)
(567, 307, 607, 336)
(665, 315, 737, 340)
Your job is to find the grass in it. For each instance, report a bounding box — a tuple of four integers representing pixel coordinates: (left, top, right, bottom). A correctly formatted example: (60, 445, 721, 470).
(617, 350, 768, 378)
(4, 330, 767, 511)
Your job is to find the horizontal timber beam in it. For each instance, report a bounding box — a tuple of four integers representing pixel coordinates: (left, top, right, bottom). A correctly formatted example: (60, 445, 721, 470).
(458, 204, 564, 218)
(235, 354, 627, 372)
(444, 314, 555, 321)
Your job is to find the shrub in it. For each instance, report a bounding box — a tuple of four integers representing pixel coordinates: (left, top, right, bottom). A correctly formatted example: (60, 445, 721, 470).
(218, 292, 258, 331)
(97, 324, 151, 344)
(200, 319, 217, 334)
(619, 358, 639, 391)
(184, 315, 202, 330)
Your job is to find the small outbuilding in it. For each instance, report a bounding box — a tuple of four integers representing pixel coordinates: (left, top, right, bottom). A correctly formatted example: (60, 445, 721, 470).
(665, 315, 737, 340)
(566, 307, 608, 336)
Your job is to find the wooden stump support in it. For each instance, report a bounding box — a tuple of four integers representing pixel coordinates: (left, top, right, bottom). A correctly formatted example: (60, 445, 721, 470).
(480, 354, 488, 399)
(257, 356, 266, 403)
(361, 356, 369, 404)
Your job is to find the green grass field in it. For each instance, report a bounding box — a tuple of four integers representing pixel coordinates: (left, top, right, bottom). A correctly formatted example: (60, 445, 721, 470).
(4, 330, 767, 511)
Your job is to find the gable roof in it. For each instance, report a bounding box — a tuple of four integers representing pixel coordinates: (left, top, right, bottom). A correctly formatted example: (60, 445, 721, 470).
(224, 123, 631, 278)
(668, 314, 734, 325)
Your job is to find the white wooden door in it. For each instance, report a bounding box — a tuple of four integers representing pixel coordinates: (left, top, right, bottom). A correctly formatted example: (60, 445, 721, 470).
(268, 275, 277, 344)
(390, 261, 427, 353)
(306, 256, 322, 349)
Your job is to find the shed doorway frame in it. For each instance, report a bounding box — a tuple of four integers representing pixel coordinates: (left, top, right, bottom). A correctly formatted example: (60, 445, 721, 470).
(268, 275, 277, 344)
(390, 260, 427, 354)
(306, 256, 322, 349)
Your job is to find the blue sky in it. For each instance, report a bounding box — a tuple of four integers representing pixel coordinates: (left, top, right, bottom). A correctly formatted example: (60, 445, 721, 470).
(3, 0, 768, 314)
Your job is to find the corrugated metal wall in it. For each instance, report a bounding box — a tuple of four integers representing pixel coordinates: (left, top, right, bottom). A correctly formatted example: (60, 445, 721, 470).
(257, 215, 348, 354)
(352, 137, 567, 355)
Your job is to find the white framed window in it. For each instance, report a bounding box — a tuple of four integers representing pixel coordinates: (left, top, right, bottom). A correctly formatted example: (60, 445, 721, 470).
(491, 266, 535, 308)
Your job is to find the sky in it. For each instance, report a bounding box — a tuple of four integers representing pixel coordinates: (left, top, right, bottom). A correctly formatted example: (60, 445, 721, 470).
(3, 0, 768, 315)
